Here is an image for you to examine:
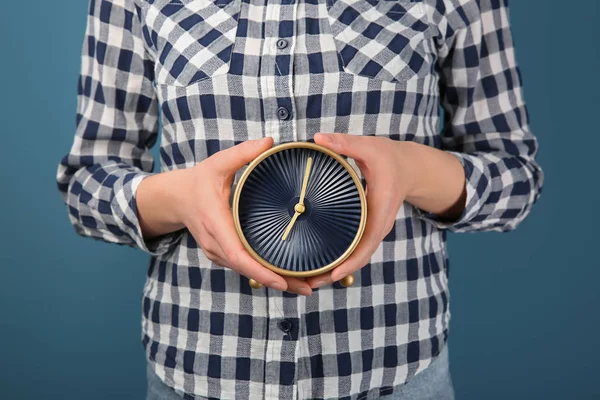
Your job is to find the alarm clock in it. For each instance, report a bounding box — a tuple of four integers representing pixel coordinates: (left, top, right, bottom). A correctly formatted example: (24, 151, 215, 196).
(232, 141, 367, 289)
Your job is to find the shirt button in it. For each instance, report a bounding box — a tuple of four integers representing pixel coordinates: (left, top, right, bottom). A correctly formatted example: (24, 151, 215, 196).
(277, 107, 290, 120)
(276, 39, 288, 50)
(278, 319, 292, 333)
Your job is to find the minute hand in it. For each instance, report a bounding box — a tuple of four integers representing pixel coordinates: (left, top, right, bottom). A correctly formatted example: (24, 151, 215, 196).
(298, 156, 313, 205)
(281, 157, 313, 241)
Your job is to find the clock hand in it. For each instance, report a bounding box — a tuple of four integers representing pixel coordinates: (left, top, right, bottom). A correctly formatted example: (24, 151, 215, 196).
(282, 157, 313, 241)
(282, 204, 306, 241)
(298, 156, 313, 205)
(282, 211, 300, 241)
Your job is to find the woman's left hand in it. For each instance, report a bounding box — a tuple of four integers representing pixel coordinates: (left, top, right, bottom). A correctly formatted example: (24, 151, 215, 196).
(307, 133, 417, 289)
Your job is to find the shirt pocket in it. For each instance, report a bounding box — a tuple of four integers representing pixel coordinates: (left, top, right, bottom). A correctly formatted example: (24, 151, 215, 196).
(325, 0, 431, 83)
(143, 0, 242, 87)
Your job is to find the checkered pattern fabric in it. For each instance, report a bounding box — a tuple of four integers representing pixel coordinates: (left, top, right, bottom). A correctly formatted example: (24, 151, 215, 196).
(56, 0, 543, 398)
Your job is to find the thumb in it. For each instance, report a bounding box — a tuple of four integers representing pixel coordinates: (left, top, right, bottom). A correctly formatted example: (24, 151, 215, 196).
(314, 133, 372, 162)
(212, 137, 274, 173)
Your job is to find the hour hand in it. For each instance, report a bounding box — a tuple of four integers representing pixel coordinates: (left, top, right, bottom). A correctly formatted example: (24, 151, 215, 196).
(282, 204, 305, 241)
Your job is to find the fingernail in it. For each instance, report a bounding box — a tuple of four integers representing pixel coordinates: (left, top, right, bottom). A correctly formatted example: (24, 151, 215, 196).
(333, 273, 346, 282)
(270, 281, 287, 291)
(298, 287, 313, 296)
(311, 278, 329, 289)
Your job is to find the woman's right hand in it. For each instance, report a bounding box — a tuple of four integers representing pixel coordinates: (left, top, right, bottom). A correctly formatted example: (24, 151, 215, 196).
(137, 137, 313, 296)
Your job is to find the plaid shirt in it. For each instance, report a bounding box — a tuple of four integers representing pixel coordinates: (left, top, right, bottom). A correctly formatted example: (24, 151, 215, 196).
(57, 0, 543, 398)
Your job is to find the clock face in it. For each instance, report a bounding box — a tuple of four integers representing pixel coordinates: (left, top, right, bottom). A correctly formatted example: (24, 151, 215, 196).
(233, 142, 366, 276)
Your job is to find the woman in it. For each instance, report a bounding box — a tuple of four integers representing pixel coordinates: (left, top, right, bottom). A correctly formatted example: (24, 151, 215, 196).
(57, 0, 543, 398)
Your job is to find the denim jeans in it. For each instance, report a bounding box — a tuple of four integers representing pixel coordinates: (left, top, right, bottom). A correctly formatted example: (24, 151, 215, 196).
(380, 345, 454, 400)
(147, 346, 454, 400)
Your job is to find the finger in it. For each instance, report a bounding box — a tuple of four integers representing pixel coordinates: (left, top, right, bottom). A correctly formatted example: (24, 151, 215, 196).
(333, 208, 390, 280)
(207, 202, 289, 291)
(204, 252, 233, 269)
(315, 182, 391, 286)
(193, 189, 289, 291)
(305, 157, 391, 288)
(200, 233, 228, 259)
(314, 133, 376, 163)
(207, 220, 312, 295)
(305, 270, 335, 289)
(282, 276, 313, 296)
(209, 137, 274, 174)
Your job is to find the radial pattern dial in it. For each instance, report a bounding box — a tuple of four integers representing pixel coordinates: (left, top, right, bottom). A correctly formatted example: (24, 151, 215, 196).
(237, 145, 364, 274)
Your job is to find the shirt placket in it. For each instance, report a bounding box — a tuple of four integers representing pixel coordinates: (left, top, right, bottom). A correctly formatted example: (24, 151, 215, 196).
(260, 1, 300, 398)
(260, 0, 298, 144)
(264, 291, 301, 400)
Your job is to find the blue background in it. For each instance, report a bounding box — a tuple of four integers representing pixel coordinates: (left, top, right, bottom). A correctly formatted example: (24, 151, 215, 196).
(1, 0, 598, 399)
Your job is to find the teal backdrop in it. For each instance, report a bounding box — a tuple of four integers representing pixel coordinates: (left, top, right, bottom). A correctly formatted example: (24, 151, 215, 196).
(1, 1, 598, 399)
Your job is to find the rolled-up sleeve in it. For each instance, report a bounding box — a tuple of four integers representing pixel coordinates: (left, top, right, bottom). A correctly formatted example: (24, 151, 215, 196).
(419, 0, 544, 232)
(56, 0, 182, 254)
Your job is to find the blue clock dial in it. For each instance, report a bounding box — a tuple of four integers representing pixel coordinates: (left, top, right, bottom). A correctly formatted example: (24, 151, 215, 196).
(238, 147, 363, 272)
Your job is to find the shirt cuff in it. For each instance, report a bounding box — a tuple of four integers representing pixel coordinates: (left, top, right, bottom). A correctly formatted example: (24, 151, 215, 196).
(111, 172, 184, 256)
(414, 152, 491, 231)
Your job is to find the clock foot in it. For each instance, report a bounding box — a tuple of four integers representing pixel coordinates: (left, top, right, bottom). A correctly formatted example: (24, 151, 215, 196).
(339, 274, 355, 287)
(249, 278, 263, 289)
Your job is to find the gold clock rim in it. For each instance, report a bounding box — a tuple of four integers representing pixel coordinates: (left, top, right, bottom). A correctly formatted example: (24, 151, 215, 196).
(232, 141, 368, 278)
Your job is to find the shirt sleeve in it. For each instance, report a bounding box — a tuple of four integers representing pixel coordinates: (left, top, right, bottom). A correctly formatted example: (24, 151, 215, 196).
(418, 0, 544, 232)
(56, 0, 183, 255)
